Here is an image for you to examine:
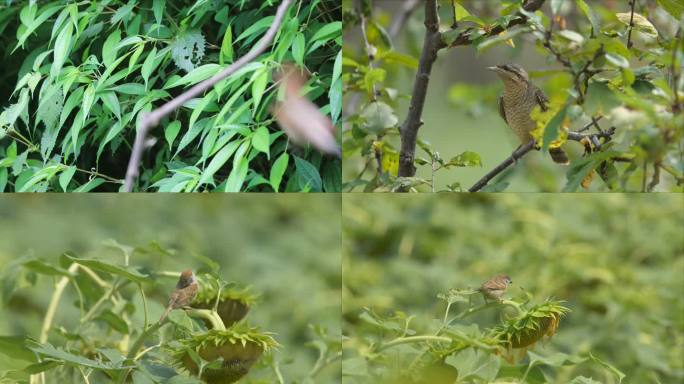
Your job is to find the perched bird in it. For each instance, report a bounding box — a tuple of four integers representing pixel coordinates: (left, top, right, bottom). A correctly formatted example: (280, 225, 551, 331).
(272, 65, 341, 157)
(478, 274, 512, 302)
(160, 269, 198, 321)
(488, 64, 569, 164)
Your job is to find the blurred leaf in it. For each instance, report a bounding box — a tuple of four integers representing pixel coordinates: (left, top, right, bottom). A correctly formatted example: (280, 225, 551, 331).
(0, 335, 37, 362)
(65, 255, 151, 283)
(27, 340, 134, 370)
(615, 12, 658, 38)
(360, 102, 397, 133)
(445, 348, 500, 382)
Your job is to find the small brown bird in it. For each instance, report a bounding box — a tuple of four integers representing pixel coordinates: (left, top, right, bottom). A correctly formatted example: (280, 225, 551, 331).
(272, 65, 341, 157)
(488, 64, 569, 164)
(160, 269, 198, 321)
(478, 274, 512, 302)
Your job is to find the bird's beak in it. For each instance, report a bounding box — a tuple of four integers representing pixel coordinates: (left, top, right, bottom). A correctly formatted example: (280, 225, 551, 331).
(487, 66, 501, 73)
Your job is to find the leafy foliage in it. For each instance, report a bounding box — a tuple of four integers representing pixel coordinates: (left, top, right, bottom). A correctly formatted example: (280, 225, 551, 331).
(342, 0, 683, 192)
(0, 196, 342, 383)
(342, 194, 684, 383)
(0, 0, 341, 192)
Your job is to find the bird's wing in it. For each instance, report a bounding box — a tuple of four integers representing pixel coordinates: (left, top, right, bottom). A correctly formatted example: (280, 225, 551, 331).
(497, 95, 508, 124)
(534, 86, 549, 112)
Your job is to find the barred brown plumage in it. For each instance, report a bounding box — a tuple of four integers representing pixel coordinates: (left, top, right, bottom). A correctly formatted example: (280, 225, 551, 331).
(489, 64, 569, 164)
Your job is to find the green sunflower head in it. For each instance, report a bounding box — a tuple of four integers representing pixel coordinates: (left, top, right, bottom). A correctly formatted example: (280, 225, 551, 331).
(493, 299, 570, 349)
(170, 325, 279, 384)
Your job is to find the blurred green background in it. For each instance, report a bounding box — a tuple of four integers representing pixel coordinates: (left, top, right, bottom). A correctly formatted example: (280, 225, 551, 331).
(342, 193, 684, 382)
(0, 195, 341, 383)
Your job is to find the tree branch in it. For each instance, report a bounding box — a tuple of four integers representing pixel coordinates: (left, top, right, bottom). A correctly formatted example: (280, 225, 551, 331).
(468, 119, 615, 192)
(626, 0, 636, 48)
(123, 0, 293, 192)
(398, 0, 443, 178)
(397, 0, 546, 181)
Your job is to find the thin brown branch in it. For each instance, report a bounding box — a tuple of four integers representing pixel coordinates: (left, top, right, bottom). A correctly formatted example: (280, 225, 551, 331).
(467, 140, 536, 192)
(468, 121, 615, 192)
(647, 161, 661, 192)
(123, 0, 293, 192)
(626, 0, 636, 49)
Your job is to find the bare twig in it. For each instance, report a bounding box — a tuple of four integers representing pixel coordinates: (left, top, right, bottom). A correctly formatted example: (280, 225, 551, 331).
(468, 121, 616, 192)
(123, 0, 293, 192)
(467, 140, 536, 192)
(626, 0, 636, 48)
(647, 161, 661, 191)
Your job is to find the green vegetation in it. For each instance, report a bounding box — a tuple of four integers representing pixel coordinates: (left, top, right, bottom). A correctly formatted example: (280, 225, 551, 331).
(343, 0, 683, 192)
(0, 195, 341, 383)
(342, 194, 684, 383)
(0, 0, 341, 192)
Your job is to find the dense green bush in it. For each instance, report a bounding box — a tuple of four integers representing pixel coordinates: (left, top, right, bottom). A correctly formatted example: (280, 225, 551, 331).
(0, 0, 341, 192)
(342, 194, 684, 383)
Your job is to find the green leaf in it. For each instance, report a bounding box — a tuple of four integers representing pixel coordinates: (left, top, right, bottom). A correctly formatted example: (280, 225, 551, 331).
(101, 92, 121, 120)
(294, 156, 322, 192)
(235, 16, 274, 43)
(576, 0, 600, 34)
(292, 32, 305, 66)
(102, 29, 121, 68)
(657, 0, 683, 18)
(251, 68, 269, 115)
(0, 336, 36, 363)
(616, 12, 658, 38)
(542, 105, 568, 153)
(309, 21, 341, 46)
(164, 64, 221, 89)
(65, 255, 151, 283)
(445, 151, 482, 167)
(27, 340, 133, 370)
(198, 140, 240, 187)
(112, 83, 147, 95)
(269, 152, 289, 192)
(605, 52, 629, 68)
(127, 43, 145, 75)
(153, 0, 165, 25)
(445, 348, 500, 382)
(251, 126, 270, 158)
(141, 47, 160, 88)
(220, 25, 233, 65)
(360, 102, 397, 133)
(59, 165, 76, 192)
(165, 120, 181, 149)
(81, 84, 95, 125)
(23, 258, 73, 277)
(51, 22, 73, 79)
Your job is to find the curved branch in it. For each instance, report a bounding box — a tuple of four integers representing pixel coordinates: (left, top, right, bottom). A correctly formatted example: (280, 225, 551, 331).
(468, 120, 615, 192)
(123, 0, 293, 192)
